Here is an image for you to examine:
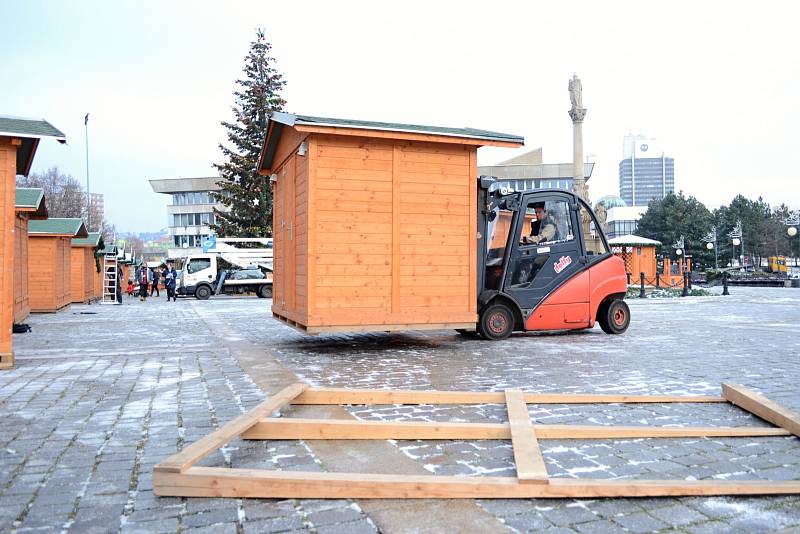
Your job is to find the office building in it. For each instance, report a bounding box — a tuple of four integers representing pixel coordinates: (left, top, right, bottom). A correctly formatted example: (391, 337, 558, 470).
(149, 177, 229, 256)
(618, 134, 674, 206)
(478, 148, 594, 193)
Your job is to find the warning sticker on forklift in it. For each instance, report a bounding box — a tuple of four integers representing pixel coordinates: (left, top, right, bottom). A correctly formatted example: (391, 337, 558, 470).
(537, 246, 550, 254)
(553, 255, 572, 274)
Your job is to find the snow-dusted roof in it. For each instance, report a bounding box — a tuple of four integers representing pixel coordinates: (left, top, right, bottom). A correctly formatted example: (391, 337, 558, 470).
(608, 234, 662, 246)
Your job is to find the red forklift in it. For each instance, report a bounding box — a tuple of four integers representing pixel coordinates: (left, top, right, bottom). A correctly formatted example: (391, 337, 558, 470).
(471, 176, 630, 339)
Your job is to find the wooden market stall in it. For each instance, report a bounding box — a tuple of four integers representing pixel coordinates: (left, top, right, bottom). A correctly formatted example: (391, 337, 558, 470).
(28, 218, 88, 312)
(0, 116, 65, 369)
(14, 188, 48, 324)
(608, 234, 661, 285)
(257, 112, 523, 334)
(70, 232, 103, 304)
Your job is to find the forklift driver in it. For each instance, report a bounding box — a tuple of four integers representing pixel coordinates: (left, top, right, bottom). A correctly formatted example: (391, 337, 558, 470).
(522, 202, 557, 245)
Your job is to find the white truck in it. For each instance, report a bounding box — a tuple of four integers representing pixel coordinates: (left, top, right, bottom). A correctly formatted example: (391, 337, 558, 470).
(177, 238, 274, 300)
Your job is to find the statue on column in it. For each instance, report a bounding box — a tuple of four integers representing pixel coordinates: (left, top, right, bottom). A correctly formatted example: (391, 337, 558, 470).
(568, 74, 583, 111)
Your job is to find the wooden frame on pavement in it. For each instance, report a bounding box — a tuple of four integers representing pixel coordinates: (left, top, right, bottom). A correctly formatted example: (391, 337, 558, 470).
(153, 382, 800, 499)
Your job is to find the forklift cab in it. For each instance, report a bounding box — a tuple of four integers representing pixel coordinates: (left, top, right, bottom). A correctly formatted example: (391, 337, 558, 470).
(475, 177, 629, 339)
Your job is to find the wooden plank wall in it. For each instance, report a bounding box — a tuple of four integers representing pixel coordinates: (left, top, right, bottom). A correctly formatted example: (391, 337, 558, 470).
(306, 135, 477, 327)
(13, 214, 30, 323)
(58, 237, 70, 309)
(29, 238, 57, 312)
(1, 142, 16, 355)
(70, 247, 86, 303)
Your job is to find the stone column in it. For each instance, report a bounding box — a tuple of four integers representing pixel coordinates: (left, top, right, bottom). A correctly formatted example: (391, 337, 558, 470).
(569, 107, 587, 201)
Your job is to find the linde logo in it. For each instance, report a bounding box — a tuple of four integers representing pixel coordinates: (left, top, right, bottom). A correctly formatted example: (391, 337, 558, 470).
(640, 143, 649, 152)
(553, 255, 572, 274)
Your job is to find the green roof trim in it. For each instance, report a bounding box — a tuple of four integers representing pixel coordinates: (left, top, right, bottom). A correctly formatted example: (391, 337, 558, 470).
(28, 218, 88, 238)
(98, 242, 117, 255)
(0, 116, 66, 140)
(259, 111, 524, 172)
(15, 188, 44, 208)
(72, 232, 102, 247)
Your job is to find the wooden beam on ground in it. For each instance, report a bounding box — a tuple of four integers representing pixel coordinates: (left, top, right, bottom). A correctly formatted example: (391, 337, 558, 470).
(153, 467, 800, 499)
(505, 389, 547, 483)
(155, 383, 307, 473)
(722, 383, 800, 438)
(239, 418, 791, 441)
(294, 388, 725, 406)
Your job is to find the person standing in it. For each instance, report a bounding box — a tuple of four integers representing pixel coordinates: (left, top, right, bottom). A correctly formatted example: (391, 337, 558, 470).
(116, 265, 123, 304)
(138, 265, 151, 302)
(150, 267, 161, 297)
(163, 261, 178, 302)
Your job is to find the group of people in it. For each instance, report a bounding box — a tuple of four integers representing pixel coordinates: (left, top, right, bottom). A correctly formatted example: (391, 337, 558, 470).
(129, 262, 179, 302)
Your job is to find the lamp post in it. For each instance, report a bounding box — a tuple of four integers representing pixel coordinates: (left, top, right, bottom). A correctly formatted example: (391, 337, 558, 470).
(786, 214, 800, 270)
(703, 227, 718, 269)
(729, 220, 743, 270)
(673, 235, 689, 296)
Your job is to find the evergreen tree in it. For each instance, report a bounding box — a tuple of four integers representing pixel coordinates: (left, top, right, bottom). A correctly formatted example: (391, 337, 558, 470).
(212, 29, 286, 237)
(636, 192, 714, 267)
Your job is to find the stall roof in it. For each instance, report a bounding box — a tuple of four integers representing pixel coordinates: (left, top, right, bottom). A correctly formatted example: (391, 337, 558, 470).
(608, 234, 662, 246)
(259, 112, 525, 172)
(0, 115, 66, 176)
(28, 218, 88, 238)
(15, 187, 48, 219)
(72, 232, 102, 247)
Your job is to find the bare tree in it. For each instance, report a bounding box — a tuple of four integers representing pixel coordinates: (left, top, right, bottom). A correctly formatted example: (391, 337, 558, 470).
(17, 166, 114, 239)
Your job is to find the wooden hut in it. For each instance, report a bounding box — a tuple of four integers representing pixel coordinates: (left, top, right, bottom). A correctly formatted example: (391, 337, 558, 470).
(28, 218, 88, 312)
(608, 234, 661, 285)
(257, 112, 523, 334)
(14, 188, 48, 324)
(0, 116, 65, 369)
(70, 232, 102, 304)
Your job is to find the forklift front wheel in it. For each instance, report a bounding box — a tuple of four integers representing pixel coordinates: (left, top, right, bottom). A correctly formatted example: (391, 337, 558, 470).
(598, 299, 630, 335)
(478, 303, 514, 340)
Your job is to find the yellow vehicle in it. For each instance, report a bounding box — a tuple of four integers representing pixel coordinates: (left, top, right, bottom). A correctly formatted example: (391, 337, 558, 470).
(766, 255, 787, 274)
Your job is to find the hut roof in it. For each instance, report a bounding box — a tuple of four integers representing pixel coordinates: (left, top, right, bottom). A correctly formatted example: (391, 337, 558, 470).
(0, 115, 66, 176)
(72, 232, 102, 247)
(259, 112, 524, 172)
(608, 234, 662, 246)
(15, 187, 48, 219)
(28, 218, 88, 238)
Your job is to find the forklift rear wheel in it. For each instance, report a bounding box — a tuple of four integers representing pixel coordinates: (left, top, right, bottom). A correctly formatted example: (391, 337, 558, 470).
(195, 285, 212, 300)
(598, 299, 630, 334)
(478, 303, 514, 340)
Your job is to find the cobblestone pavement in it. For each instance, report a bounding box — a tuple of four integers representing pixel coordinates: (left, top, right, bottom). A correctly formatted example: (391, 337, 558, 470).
(1, 287, 799, 533)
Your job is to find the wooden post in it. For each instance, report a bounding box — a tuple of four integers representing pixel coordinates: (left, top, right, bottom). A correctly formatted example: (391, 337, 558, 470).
(0, 138, 20, 369)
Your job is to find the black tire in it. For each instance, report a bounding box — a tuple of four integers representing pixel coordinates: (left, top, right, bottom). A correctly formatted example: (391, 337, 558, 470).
(257, 284, 272, 299)
(195, 285, 212, 300)
(477, 303, 514, 340)
(598, 299, 630, 334)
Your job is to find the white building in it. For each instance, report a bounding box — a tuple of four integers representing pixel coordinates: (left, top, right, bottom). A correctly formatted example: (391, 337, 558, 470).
(149, 177, 229, 256)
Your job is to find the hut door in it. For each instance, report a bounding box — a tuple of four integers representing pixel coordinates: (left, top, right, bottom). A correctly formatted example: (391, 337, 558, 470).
(281, 157, 296, 312)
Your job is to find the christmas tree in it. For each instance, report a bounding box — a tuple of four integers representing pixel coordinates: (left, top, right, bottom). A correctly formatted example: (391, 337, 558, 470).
(212, 29, 286, 237)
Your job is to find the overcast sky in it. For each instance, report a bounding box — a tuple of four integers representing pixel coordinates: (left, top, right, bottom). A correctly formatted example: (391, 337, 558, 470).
(2, 1, 798, 232)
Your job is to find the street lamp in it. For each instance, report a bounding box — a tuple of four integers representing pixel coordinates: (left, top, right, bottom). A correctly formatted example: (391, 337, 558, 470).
(786, 214, 800, 270)
(729, 220, 744, 269)
(703, 227, 718, 269)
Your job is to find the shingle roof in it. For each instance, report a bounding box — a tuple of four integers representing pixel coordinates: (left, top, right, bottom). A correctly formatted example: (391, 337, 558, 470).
(608, 234, 662, 246)
(98, 242, 117, 255)
(28, 218, 88, 238)
(0, 115, 66, 176)
(0, 116, 66, 140)
(72, 232, 102, 247)
(259, 111, 525, 172)
(15, 188, 44, 208)
(287, 113, 525, 144)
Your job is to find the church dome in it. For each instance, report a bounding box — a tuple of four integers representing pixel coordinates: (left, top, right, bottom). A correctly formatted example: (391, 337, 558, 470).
(595, 195, 627, 211)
